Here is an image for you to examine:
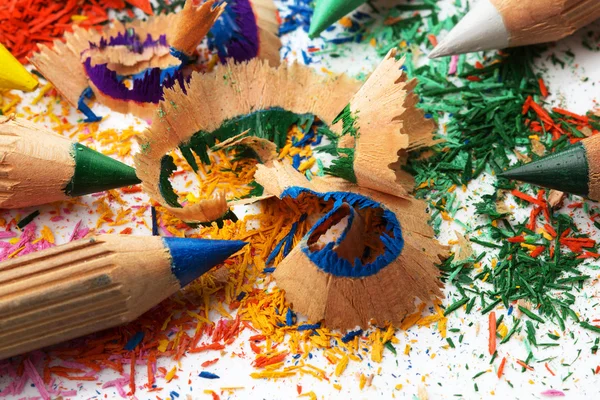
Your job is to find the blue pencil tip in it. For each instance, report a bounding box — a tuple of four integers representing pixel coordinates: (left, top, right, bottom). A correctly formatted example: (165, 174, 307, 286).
(162, 238, 247, 287)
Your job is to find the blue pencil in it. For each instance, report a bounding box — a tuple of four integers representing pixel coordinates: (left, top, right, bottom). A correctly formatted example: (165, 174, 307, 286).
(0, 234, 246, 359)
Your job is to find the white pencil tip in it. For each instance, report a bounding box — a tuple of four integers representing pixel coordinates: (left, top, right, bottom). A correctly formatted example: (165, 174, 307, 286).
(428, 0, 510, 58)
(428, 44, 449, 59)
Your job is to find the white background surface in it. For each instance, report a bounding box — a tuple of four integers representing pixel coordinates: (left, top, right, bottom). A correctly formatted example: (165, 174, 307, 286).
(1, 0, 600, 399)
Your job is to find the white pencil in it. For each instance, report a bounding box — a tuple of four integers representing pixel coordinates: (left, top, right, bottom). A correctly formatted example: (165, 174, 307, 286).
(430, 0, 600, 58)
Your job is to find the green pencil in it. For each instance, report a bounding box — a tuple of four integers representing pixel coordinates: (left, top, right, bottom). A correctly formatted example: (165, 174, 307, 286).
(309, 0, 366, 38)
(501, 135, 600, 200)
(0, 116, 140, 208)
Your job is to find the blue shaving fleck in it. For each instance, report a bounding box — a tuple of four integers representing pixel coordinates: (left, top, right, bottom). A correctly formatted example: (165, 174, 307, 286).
(508, 305, 513, 315)
(266, 214, 307, 265)
(199, 371, 220, 379)
(294, 131, 315, 148)
(77, 87, 102, 123)
(151, 206, 159, 236)
(327, 36, 360, 45)
(282, 221, 299, 257)
(265, 235, 286, 266)
(286, 308, 295, 326)
(312, 134, 323, 146)
(280, 187, 404, 278)
(237, 291, 246, 301)
(301, 50, 311, 65)
(297, 323, 320, 331)
(263, 267, 276, 273)
(169, 47, 193, 64)
(278, 0, 313, 34)
(292, 154, 301, 169)
(124, 331, 145, 350)
(342, 329, 363, 343)
(169, 391, 180, 398)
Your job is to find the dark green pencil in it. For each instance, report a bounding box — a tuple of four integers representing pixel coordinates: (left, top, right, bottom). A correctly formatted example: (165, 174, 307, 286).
(0, 115, 140, 208)
(501, 134, 600, 200)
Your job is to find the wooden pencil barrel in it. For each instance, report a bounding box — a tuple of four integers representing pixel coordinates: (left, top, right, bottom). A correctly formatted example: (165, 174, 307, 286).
(0, 116, 74, 208)
(491, 0, 600, 46)
(0, 235, 179, 360)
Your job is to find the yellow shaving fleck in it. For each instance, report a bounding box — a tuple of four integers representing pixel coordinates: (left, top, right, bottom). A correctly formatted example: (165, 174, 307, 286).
(335, 355, 349, 377)
(165, 366, 177, 382)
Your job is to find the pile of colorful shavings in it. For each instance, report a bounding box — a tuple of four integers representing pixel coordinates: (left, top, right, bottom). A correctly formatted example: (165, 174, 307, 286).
(1, 0, 600, 399)
(165, 116, 334, 212)
(0, 0, 153, 63)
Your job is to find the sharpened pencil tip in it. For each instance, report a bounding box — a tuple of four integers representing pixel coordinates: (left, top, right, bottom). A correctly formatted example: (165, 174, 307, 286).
(428, 0, 510, 57)
(0, 44, 38, 92)
(428, 45, 447, 59)
(164, 238, 247, 287)
(308, 0, 368, 39)
(499, 142, 590, 198)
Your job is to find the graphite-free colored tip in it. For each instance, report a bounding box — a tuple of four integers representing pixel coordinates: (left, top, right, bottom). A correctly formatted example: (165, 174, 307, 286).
(499, 143, 590, 197)
(497, 168, 525, 180)
(0, 44, 38, 92)
(66, 143, 141, 196)
(163, 238, 247, 287)
(428, 0, 510, 58)
(308, 0, 367, 39)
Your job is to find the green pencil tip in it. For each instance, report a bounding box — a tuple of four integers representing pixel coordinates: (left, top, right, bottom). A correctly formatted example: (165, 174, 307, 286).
(499, 142, 590, 197)
(65, 143, 141, 197)
(309, 0, 367, 38)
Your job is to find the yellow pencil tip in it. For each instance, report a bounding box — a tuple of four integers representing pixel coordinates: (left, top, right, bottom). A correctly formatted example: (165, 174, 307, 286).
(0, 44, 38, 92)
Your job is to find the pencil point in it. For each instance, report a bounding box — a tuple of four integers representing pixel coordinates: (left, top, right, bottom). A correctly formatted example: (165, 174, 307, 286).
(0, 44, 38, 92)
(500, 143, 590, 197)
(65, 143, 141, 196)
(309, 0, 366, 38)
(429, 0, 510, 58)
(164, 238, 247, 287)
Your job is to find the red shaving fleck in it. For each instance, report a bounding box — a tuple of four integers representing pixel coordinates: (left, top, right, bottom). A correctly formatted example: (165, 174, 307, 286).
(546, 363, 556, 376)
(250, 342, 262, 354)
(466, 76, 481, 82)
(129, 352, 136, 395)
(147, 352, 155, 388)
(522, 96, 533, 115)
(497, 357, 506, 378)
(511, 189, 545, 207)
(253, 352, 289, 368)
(527, 207, 541, 231)
(552, 108, 589, 124)
(507, 236, 525, 243)
(201, 358, 219, 368)
(530, 246, 545, 258)
(121, 186, 143, 194)
(516, 360, 534, 371)
(189, 343, 225, 353)
(538, 78, 549, 97)
(529, 101, 553, 124)
(577, 251, 600, 259)
(297, 384, 302, 394)
(124, 0, 153, 15)
(544, 224, 557, 237)
(427, 34, 438, 47)
(560, 237, 596, 253)
(489, 312, 496, 355)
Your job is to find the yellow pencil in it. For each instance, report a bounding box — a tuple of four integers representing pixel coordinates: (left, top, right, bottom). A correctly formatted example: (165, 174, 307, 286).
(0, 44, 38, 92)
